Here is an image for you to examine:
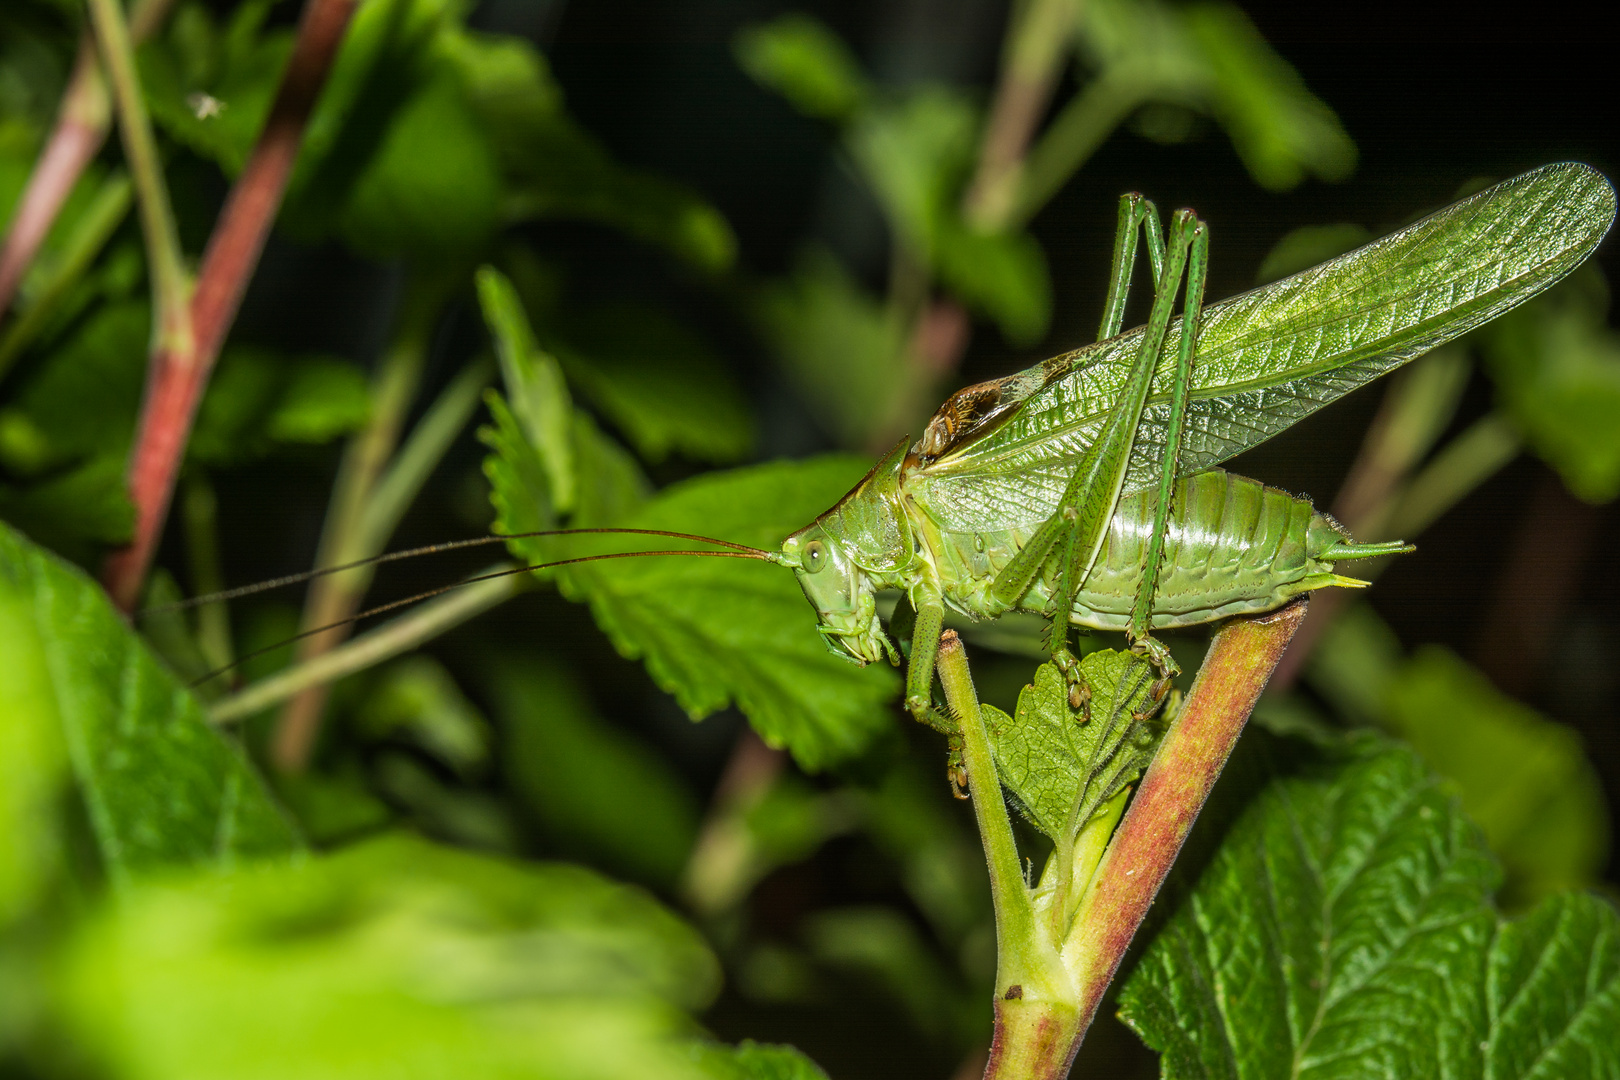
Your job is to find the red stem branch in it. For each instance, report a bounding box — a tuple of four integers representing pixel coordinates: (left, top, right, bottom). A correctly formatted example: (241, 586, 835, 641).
(0, 39, 109, 318)
(1063, 600, 1308, 1048)
(103, 0, 359, 611)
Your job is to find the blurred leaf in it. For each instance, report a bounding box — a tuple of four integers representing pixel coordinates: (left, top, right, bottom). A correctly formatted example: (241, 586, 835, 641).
(190, 348, 371, 465)
(687, 1040, 831, 1080)
(1479, 269, 1620, 503)
(861, 760, 988, 943)
(1309, 604, 1607, 906)
(1183, 4, 1356, 191)
(478, 265, 575, 513)
(443, 30, 735, 272)
(1119, 735, 1620, 1077)
(733, 14, 868, 122)
(0, 520, 298, 923)
(846, 87, 975, 254)
(756, 249, 909, 447)
(355, 656, 491, 778)
(493, 659, 699, 887)
(552, 304, 754, 464)
(1386, 647, 1608, 909)
(371, 752, 520, 852)
(1073, 0, 1353, 194)
(934, 223, 1051, 345)
(1254, 222, 1371, 284)
(138, 0, 291, 174)
(804, 907, 976, 1042)
(272, 766, 395, 846)
(0, 453, 134, 562)
(341, 74, 503, 260)
(988, 653, 1161, 846)
(58, 833, 726, 1080)
(0, 300, 147, 474)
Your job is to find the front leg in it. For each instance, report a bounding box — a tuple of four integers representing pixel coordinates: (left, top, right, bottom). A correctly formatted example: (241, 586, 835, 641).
(900, 586, 968, 797)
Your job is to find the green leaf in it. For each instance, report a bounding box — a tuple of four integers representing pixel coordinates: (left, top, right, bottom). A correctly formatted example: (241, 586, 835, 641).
(733, 14, 868, 121)
(688, 1040, 831, 1080)
(478, 265, 576, 513)
(552, 304, 755, 464)
(138, 1, 292, 175)
(987, 654, 1161, 845)
(1183, 4, 1356, 191)
(1309, 605, 1608, 908)
(1254, 222, 1372, 284)
(846, 87, 976, 253)
(0, 520, 298, 922)
(493, 658, 699, 887)
(190, 348, 371, 465)
(755, 249, 909, 447)
(340, 74, 504, 260)
(0, 453, 135, 562)
(354, 655, 491, 778)
(491, 455, 899, 770)
(934, 223, 1051, 345)
(1385, 647, 1608, 909)
(1479, 269, 1620, 503)
(1119, 735, 1620, 1078)
(58, 833, 727, 1080)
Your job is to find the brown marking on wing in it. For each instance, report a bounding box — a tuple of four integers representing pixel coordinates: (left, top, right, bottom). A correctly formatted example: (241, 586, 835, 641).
(918, 379, 1015, 458)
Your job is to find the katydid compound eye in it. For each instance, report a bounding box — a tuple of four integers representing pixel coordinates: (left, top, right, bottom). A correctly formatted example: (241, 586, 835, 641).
(804, 540, 825, 571)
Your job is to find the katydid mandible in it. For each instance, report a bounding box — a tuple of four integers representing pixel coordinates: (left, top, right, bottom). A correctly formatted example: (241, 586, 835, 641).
(774, 161, 1614, 744)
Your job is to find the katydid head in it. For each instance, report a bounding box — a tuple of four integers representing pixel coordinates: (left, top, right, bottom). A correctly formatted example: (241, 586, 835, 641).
(780, 523, 894, 667)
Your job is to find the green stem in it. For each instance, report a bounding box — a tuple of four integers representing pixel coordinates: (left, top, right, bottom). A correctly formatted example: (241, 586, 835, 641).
(1012, 68, 1146, 230)
(1379, 411, 1521, 540)
(270, 277, 448, 771)
(210, 568, 524, 725)
(84, 0, 193, 358)
(181, 472, 233, 676)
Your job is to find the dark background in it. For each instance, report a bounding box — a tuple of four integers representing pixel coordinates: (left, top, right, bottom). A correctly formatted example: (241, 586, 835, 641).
(210, 2, 1620, 1074)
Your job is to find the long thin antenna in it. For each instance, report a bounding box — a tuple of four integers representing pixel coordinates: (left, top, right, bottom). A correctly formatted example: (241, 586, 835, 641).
(190, 547, 777, 688)
(143, 528, 781, 616)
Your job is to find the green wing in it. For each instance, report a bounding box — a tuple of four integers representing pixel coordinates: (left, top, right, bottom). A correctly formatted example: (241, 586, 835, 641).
(917, 162, 1616, 532)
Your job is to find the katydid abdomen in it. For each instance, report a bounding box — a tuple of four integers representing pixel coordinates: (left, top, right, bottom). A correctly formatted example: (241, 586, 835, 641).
(926, 468, 1401, 632)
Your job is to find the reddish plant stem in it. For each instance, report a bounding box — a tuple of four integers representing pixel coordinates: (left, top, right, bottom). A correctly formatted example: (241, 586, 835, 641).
(0, 40, 109, 319)
(103, 0, 359, 611)
(1063, 600, 1307, 1049)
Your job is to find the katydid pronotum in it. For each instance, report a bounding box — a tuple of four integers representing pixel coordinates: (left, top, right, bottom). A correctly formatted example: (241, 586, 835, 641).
(175, 162, 1616, 786)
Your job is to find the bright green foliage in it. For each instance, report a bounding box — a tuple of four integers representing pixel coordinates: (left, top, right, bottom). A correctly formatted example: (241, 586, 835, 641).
(1309, 604, 1609, 908)
(1479, 268, 1620, 503)
(552, 459, 902, 770)
(1120, 735, 1620, 1079)
(138, 0, 292, 174)
(733, 14, 868, 121)
(478, 266, 577, 513)
(1076, 0, 1355, 192)
(0, 521, 298, 922)
(688, 1040, 831, 1080)
(494, 659, 699, 888)
(551, 304, 754, 464)
(190, 347, 372, 464)
(987, 654, 1161, 845)
(56, 833, 733, 1080)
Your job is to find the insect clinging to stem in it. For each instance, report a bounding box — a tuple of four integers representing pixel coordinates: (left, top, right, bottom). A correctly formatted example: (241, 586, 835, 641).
(169, 162, 1616, 772)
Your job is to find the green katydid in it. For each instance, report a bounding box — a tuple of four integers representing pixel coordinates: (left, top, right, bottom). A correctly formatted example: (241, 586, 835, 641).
(181, 162, 1615, 776)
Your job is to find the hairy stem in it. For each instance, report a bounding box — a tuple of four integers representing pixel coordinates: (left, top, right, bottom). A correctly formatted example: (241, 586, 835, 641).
(102, 0, 360, 612)
(209, 569, 525, 726)
(271, 281, 445, 772)
(1062, 600, 1307, 1044)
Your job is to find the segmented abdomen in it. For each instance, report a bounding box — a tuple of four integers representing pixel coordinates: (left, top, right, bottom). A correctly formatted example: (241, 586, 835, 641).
(1025, 469, 1348, 630)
